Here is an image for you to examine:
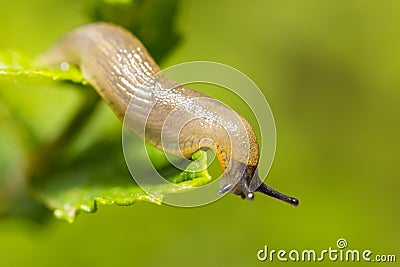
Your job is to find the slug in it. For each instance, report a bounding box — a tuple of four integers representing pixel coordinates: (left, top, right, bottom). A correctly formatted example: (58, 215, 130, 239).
(40, 22, 298, 206)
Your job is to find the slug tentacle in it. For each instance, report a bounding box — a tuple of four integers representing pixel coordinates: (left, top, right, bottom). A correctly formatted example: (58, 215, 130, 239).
(40, 22, 298, 206)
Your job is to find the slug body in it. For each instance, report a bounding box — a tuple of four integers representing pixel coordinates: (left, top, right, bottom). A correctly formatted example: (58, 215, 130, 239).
(40, 23, 298, 206)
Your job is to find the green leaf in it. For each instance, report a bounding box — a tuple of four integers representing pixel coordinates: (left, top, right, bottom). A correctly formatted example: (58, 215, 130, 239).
(0, 50, 86, 84)
(36, 150, 211, 223)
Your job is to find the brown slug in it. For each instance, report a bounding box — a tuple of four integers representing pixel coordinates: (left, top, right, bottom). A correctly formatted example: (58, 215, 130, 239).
(39, 22, 298, 206)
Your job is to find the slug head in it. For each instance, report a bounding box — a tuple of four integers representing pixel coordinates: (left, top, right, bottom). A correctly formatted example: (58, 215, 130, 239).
(218, 161, 299, 206)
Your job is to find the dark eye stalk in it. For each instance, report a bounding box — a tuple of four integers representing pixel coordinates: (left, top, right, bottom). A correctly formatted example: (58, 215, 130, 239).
(218, 180, 299, 206)
(256, 183, 299, 207)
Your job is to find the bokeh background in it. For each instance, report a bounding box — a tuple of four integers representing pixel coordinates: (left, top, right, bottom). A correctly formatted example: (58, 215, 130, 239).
(0, 0, 399, 266)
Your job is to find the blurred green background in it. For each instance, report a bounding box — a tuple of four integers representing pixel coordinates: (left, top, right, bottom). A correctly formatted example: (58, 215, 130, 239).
(0, 0, 399, 266)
